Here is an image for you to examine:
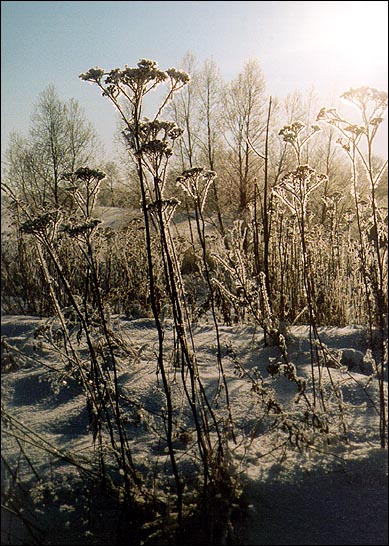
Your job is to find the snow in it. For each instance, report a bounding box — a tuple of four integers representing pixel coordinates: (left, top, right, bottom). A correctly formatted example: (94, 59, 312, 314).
(95, 206, 142, 230)
(1, 313, 388, 545)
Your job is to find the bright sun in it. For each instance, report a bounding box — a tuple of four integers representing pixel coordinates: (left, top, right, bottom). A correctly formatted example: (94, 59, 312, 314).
(307, 1, 388, 85)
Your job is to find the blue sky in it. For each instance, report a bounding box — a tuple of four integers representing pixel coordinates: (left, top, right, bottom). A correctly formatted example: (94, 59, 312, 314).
(2, 1, 388, 160)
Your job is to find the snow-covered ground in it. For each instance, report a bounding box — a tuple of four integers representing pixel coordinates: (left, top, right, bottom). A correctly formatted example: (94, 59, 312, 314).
(1, 313, 388, 545)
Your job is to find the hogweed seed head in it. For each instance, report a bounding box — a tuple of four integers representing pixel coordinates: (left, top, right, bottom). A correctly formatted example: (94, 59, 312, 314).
(278, 121, 306, 143)
(166, 67, 191, 85)
(341, 87, 388, 109)
(176, 168, 216, 211)
(79, 67, 105, 82)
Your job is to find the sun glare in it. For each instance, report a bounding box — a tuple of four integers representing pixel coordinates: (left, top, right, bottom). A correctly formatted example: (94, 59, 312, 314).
(308, 1, 388, 85)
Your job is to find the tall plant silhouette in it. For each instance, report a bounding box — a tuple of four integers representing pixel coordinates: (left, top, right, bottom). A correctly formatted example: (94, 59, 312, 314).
(317, 87, 388, 447)
(274, 123, 329, 411)
(80, 59, 236, 542)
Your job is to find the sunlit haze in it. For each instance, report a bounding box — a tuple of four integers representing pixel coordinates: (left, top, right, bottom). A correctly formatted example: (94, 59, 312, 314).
(2, 1, 388, 160)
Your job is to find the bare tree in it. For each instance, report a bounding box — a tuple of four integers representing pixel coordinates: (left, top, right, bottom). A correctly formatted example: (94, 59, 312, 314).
(223, 59, 267, 212)
(3, 133, 45, 208)
(167, 54, 227, 234)
(3, 85, 101, 209)
(168, 52, 200, 170)
(194, 58, 226, 233)
(196, 59, 224, 171)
